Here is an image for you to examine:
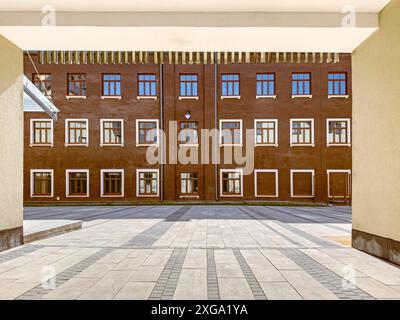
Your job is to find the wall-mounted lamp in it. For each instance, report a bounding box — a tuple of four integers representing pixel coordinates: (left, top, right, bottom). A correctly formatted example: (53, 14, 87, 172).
(184, 111, 191, 120)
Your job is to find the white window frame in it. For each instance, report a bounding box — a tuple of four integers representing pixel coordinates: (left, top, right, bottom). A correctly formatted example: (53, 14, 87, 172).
(65, 169, 89, 198)
(136, 169, 160, 197)
(65, 119, 89, 147)
(30, 169, 54, 198)
(290, 169, 315, 198)
(254, 169, 279, 198)
(254, 119, 279, 147)
(136, 119, 160, 147)
(326, 118, 351, 147)
(327, 169, 351, 198)
(219, 119, 243, 147)
(290, 118, 315, 147)
(100, 119, 124, 147)
(219, 169, 244, 197)
(30, 119, 54, 147)
(100, 169, 124, 197)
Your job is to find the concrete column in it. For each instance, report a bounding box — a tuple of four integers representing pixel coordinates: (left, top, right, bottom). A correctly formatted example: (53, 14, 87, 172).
(0, 35, 23, 251)
(352, 0, 400, 265)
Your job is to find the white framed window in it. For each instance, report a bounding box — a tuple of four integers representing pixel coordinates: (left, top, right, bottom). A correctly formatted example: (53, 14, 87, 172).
(290, 169, 315, 198)
(136, 169, 160, 197)
(254, 119, 278, 147)
(290, 118, 315, 147)
(65, 119, 89, 146)
(327, 169, 351, 198)
(220, 169, 243, 197)
(66, 169, 89, 197)
(30, 119, 54, 147)
(219, 120, 243, 147)
(30, 169, 54, 198)
(100, 169, 124, 197)
(254, 169, 279, 198)
(326, 119, 351, 147)
(136, 119, 160, 146)
(100, 119, 124, 147)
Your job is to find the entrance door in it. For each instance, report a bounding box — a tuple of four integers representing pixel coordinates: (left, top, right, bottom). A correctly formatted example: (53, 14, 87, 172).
(327, 170, 351, 205)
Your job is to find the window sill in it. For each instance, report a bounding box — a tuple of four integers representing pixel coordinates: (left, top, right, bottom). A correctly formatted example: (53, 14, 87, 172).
(179, 144, 199, 147)
(255, 194, 279, 198)
(291, 195, 315, 198)
(66, 95, 86, 100)
(137, 96, 157, 100)
(220, 144, 243, 147)
(66, 195, 89, 198)
(136, 144, 159, 147)
(256, 95, 277, 99)
(31, 195, 53, 198)
(328, 95, 349, 99)
(101, 96, 121, 100)
(137, 195, 160, 198)
(327, 144, 351, 147)
(221, 96, 241, 100)
(100, 144, 124, 147)
(180, 195, 200, 199)
(255, 144, 278, 147)
(292, 95, 312, 99)
(290, 144, 315, 147)
(30, 144, 53, 147)
(101, 195, 124, 198)
(65, 143, 89, 147)
(179, 96, 199, 100)
(220, 194, 244, 197)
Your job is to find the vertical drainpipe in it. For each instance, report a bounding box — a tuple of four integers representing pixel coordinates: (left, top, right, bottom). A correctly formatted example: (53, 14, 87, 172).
(214, 53, 218, 201)
(160, 63, 164, 202)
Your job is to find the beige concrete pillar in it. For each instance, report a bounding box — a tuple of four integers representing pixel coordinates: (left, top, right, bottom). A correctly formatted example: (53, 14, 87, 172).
(0, 35, 23, 251)
(352, 0, 400, 265)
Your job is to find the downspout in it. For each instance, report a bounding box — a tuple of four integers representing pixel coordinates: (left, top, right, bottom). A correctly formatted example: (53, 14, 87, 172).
(160, 63, 164, 202)
(214, 53, 218, 201)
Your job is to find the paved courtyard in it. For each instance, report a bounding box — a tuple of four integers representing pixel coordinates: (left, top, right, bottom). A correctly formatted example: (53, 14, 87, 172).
(1, 205, 400, 300)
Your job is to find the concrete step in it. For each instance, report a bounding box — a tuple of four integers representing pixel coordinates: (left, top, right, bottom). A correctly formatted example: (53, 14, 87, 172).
(23, 219, 82, 243)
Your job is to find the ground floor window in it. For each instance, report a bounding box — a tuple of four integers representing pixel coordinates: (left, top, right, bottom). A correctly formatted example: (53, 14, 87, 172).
(31, 169, 53, 197)
(181, 173, 199, 195)
(220, 169, 243, 197)
(137, 169, 159, 197)
(254, 169, 279, 197)
(101, 169, 124, 197)
(290, 169, 315, 198)
(327, 170, 352, 201)
(66, 170, 89, 197)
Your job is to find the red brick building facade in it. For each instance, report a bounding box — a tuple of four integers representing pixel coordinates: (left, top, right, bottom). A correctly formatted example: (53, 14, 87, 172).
(23, 52, 352, 204)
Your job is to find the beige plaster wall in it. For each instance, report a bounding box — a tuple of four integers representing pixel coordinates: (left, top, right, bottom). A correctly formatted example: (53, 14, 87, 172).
(352, 0, 400, 241)
(0, 35, 23, 232)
